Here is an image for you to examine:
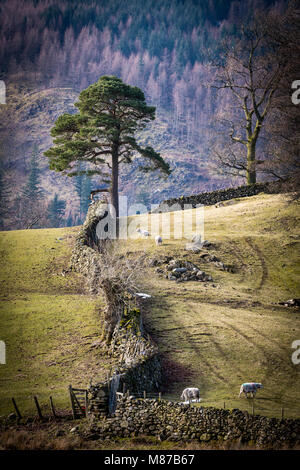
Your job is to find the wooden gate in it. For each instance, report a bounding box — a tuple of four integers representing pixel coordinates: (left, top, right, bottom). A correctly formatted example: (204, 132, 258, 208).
(69, 385, 88, 419)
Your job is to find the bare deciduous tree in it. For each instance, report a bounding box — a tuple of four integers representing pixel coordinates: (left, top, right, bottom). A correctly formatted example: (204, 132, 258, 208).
(211, 9, 289, 185)
(11, 194, 48, 230)
(262, 0, 300, 196)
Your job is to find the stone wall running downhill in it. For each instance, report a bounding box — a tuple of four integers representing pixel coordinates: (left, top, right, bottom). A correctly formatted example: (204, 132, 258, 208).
(153, 181, 286, 213)
(70, 202, 107, 295)
(70, 200, 162, 417)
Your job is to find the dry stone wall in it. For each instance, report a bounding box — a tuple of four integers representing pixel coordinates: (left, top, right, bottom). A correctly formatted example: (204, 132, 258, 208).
(85, 395, 300, 447)
(70, 200, 161, 416)
(153, 181, 285, 213)
(70, 202, 107, 295)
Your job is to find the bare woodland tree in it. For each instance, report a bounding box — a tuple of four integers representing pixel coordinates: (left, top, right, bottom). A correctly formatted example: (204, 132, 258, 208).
(211, 8, 291, 185)
(12, 194, 48, 230)
(262, 0, 300, 195)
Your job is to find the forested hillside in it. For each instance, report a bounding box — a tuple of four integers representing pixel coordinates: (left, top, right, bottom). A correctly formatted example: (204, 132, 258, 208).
(0, 0, 289, 229)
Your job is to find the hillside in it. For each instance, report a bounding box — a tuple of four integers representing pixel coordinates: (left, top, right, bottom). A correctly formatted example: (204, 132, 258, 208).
(120, 192, 300, 418)
(0, 192, 299, 421)
(0, 0, 285, 230)
(0, 81, 222, 222)
(0, 226, 116, 416)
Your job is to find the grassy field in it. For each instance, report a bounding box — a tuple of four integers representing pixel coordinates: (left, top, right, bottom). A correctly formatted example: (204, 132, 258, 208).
(0, 192, 299, 421)
(119, 193, 300, 418)
(0, 226, 115, 416)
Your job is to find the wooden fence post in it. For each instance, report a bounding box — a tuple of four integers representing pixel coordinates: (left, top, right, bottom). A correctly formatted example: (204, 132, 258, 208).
(85, 390, 88, 418)
(11, 397, 22, 420)
(159, 392, 162, 401)
(33, 396, 43, 420)
(143, 390, 146, 399)
(49, 396, 57, 419)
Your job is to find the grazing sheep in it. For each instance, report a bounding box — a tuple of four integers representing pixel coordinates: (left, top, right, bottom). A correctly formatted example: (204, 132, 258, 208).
(239, 382, 263, 398)
(136, 228, 150, 237)
(155, 235, 163, 246)
(180, 387, 200, 402)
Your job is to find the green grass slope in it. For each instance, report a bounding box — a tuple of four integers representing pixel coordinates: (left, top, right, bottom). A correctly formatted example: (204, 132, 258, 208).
(121, 193, 300, 418)
(0, 193, 299, 420)
(0, 227, 114, 416)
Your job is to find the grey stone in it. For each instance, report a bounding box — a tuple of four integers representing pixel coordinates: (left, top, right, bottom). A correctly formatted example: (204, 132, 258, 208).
(70, 426, 79, 433)
(200, 433, 211, 441)
(185, 243, 201, 253)
(196, 271, 205, 278)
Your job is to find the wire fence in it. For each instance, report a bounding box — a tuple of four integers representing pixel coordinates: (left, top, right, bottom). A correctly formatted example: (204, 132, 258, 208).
(118, 391, 300, 420)
(8, 389, 300, 422)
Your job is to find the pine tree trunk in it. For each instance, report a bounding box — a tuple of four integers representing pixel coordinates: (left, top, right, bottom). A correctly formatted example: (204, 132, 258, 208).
(110, 146, 119, 236)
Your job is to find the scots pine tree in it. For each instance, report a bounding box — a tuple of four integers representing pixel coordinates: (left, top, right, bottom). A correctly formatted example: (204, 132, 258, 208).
(45, 76, 170, 222)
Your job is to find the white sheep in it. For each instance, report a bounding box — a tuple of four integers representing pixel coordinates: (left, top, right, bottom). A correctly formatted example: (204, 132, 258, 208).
(180, 387, 201, 402)
(136, 228, 150, 237)
(155, 235, 163, 246)
(238, 382, 263, 398)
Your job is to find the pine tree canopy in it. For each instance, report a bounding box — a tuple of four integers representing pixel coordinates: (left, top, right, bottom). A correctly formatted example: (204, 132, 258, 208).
(44, 76, 171, 183)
